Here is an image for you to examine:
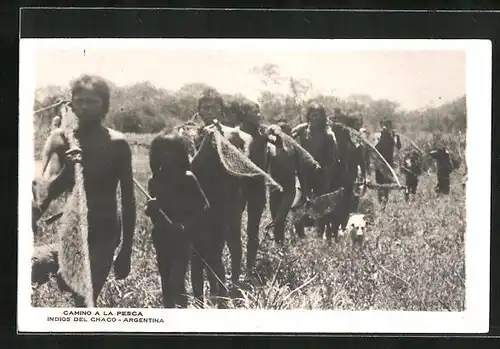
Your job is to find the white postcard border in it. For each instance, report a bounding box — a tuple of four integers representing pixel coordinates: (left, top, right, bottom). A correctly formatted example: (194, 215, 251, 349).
(18, 39, 491, 333)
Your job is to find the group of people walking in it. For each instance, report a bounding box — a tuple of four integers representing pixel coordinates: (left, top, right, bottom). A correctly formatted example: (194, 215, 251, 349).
(31, 74, 457, 309)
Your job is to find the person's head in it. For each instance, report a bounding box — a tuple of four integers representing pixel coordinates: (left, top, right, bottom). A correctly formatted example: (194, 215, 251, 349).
(352, 112, 363, 131)
(380, 119, 393, 137)
(198, 89, 225, 125)
(69, 74, 110, 125)
(380, 119, 393, 131)
(305, 102, 327, 129)
(150, 132, 191, 176)
(237, 101, 261, 129)
(340, 112, 360, 130)
(382, 126, 391, 135)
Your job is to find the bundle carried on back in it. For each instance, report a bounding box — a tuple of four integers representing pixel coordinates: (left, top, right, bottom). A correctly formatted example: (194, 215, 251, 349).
(55, 109, 94, 307)
(199, 127, 283, 192)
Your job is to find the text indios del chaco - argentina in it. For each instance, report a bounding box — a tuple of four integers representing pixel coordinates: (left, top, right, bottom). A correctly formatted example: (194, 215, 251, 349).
(47, 310, 164, 323)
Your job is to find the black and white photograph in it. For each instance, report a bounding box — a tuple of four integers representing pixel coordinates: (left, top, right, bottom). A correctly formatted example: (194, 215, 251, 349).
(18, 39, 491, 333)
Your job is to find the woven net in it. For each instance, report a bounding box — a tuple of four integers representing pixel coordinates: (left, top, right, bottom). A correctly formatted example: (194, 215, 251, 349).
(274, 129, 321, 174)
(345, 126, 402, 187)
(197, 128, 283, 192)
(291, 187, 345, 223)
(55, 108, 94, 307)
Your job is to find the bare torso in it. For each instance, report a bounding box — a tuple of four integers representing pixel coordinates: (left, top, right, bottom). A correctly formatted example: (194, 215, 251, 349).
(43, 126, 131, 240)
(267, 143, 296, 190)
(295, 125, 334, 168)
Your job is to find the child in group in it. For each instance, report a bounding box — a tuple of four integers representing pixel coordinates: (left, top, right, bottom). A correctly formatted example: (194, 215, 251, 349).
(400, 150, 423, 202)
(145, 132, 209, 308)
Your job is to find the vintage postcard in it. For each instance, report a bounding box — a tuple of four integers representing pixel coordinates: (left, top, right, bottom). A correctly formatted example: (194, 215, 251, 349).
(18, 38, 491, 333)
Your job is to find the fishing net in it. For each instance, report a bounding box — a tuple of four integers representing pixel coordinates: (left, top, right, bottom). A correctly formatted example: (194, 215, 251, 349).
(399, 133, 424, 156)
(345, 126, 402, 187)
(273, 129, 321, 174)
(290, 187, 345, 224)
(202, 128, 283, 192)
(54, 109, 94, 307)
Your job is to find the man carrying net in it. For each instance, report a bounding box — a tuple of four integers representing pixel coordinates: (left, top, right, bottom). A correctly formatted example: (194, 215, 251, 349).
(32, 74, 136, 306)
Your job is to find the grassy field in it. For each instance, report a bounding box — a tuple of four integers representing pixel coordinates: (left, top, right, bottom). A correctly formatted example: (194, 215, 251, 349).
(31, 132, 466, 311)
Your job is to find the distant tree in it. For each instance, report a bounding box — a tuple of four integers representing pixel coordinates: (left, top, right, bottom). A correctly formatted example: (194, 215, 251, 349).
(346, 93, 373, 106)
(258, 91, 285, 123)
(250, 63, 284, 87)
(252, 63, 313, 123)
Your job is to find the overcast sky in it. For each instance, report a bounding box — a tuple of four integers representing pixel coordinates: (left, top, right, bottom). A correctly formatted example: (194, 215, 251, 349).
(34, 47, 465, 111)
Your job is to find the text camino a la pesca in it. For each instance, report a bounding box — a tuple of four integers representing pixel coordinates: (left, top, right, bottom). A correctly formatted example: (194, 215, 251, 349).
(62, 310, 144, 316)
(47, 310, 164, 323)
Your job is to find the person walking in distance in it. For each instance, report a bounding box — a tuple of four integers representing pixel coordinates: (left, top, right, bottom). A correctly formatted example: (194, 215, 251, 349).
(400, 150, 423, 202)
(374, 119, 402, 206)
(429, 146, 453, 194)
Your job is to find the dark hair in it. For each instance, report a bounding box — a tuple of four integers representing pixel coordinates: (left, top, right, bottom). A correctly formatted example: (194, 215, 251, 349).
(70, 74, 111, 115)
(305, 103, 327, 126)
(380, 126, 392, 138)
(380, 119, 393, 129)
(240, 100, 259, 113)
(149, 132, 191, 175)
(237, 101, 261, 124)
(197, 88, 225, 118)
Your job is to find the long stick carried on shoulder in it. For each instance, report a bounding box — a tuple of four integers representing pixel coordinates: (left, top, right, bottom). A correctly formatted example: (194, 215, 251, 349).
(399, 133, 424, 156)
(131, 177, 180, 228)
(344, 125, 403, 188)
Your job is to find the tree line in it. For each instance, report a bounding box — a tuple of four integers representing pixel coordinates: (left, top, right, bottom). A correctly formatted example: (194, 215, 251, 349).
(32, 65, 466, 165)
(33, 81, 466, 135)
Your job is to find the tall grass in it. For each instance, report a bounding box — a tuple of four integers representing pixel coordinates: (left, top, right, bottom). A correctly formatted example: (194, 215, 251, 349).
(31, 132, 466, 311)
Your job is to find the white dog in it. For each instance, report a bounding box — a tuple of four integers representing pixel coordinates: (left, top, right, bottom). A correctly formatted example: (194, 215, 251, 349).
(346, 213, 370, 246)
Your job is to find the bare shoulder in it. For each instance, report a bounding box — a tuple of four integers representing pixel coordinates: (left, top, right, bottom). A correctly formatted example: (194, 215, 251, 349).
(106, 128, 132, 159)
(220, 124, 252, 151)
(107, 127, 130, 148)
(220, 124, 252, 141)
(236, 128, 254, 144)
(106, 127, 127, 141)
(44, 128, 67, 149)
